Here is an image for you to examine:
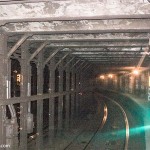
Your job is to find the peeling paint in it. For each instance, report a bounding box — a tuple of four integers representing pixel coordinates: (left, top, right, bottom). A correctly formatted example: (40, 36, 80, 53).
(0, 0, 149, 67)
(7, 33, 149, 42)
(0, 1, 150, 21)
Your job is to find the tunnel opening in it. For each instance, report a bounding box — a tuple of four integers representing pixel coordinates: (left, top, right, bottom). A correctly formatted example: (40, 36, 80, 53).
(0, 0, 149, 150)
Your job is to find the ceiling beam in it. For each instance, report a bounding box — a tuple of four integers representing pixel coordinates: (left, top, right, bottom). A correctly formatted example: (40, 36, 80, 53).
(44, 41, 148, 48)
(72, 52, 143, 55)
(78, 56, 147, 58)
(24, 33, 149, 42)
(80, 58, 149, 62)
(46, 45, 146, 48)
(8, 33, 150, 43)
(26, 38, 148, 42)
(63, 47, 144, 52)
(0, 0, 49, 5)
(3, 19, 150, 34)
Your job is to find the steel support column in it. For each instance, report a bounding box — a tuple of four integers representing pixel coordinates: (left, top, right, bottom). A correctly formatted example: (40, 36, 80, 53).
(7, 56, 18, 149)
(0, 33, 7, 150)
(27, 64, 31, 112)
(65, 66, 70, 129)
(75, 72, 80, 116)
(36, 52, 44, 150)
(48, 58, 55, 144)
(20, 41, 29, 150)
(78, 69, 84, 113)
(57, 63, 63, 134)
(138, 75, 142, 96)
(71, 67, 75, 119)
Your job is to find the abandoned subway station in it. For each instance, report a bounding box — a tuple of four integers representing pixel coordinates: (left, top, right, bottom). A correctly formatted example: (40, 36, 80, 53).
(0, 0, 150, 150)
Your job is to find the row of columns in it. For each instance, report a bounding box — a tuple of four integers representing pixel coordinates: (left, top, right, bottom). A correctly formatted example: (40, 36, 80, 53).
(118, 71, 149, 98)
(0, 33, 84, 150)
(96, 71, 149, 99)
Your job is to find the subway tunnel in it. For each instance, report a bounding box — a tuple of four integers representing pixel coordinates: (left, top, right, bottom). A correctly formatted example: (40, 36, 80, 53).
(0, 0, 150, 150)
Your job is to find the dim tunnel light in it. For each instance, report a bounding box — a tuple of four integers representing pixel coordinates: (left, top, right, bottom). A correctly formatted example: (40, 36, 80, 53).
(132, 69, 139, 75)
(108, 74, 113, 79)
(100, 75, 105, 80)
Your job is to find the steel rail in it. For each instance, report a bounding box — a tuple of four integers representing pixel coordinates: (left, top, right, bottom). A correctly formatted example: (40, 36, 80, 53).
(28, 102, 108, 148)
(100, 103, 108, 129)
(83, 102, 108, 150)
(102, 95, 129, 150)
(63, 130, 85, 150)
(28, 95, 108, 149)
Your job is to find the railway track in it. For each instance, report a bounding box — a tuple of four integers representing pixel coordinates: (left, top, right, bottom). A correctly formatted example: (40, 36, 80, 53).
(59, 94, 129, 150)
(95, 93, 129, 150)
(28, 93, 130, 150)
(62, 102, 108, 150)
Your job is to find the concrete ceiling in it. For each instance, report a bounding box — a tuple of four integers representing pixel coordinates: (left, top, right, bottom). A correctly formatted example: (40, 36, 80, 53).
(0, 0, 150, 72)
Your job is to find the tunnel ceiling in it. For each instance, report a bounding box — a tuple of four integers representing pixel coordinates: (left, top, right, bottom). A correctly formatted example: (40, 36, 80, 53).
(0, 0, 150, 72)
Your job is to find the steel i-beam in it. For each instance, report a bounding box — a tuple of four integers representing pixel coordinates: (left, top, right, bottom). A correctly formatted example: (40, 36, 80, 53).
(0, 34, 7, 150)
(7, 34, 31, 58)
(57, 63, 63, 134)
(65, 65, 70, 128)
(71, 68, 75, 122)
(76, 61, 86, 71)
(48, 58, 55, 144)
(28, 41, 48, 63)
(44, 48, 62, 66)
(64, 57, 75, 68)
(20, 41, 29, 150)
(70, 59, 81, 70)
(36, 52, 44, 150)
(55, 51, 71, 69)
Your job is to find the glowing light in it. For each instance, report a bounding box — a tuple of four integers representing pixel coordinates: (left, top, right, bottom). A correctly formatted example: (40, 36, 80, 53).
(100, 75, 105, 80)
(132, 69, 139, 75)
(94, 125, 149, 143)
(108, 74, 113, 79)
